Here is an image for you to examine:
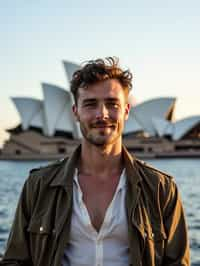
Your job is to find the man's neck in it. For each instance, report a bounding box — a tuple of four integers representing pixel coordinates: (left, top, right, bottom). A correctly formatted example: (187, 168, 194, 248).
(79, 140, 123, 180)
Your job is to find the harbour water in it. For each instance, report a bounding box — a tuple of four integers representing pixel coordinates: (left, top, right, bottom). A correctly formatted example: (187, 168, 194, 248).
(0, 159, 200, 265)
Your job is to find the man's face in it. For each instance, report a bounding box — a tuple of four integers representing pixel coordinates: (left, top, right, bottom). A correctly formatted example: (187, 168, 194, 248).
(73, 79, 130, 147)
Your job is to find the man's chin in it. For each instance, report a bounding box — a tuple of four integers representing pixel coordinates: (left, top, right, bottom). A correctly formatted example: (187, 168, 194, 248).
(87, 135, 116, 147)
(90, 139, 110, 146)
(81, 128, 119, 146)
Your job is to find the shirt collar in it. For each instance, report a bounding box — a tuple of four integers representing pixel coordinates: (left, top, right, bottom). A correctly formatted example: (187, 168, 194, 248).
(73, 167, 126, 192)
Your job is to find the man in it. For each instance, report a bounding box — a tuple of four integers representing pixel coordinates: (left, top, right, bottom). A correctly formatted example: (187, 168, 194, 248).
(1, 57, 190, 265)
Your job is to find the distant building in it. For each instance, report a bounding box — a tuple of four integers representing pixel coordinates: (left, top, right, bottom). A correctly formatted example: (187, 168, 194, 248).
(1, 61, 200, 159)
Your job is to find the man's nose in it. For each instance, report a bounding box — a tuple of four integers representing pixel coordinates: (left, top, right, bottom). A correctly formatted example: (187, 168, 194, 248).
(96, 104, 109, 119)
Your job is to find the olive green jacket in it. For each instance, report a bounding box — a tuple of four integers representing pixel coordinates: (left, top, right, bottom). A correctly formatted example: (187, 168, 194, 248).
(1, 145, 190, 266)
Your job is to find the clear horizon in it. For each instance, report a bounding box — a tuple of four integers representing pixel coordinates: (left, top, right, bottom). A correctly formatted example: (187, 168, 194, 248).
(0, 0, 200, 147)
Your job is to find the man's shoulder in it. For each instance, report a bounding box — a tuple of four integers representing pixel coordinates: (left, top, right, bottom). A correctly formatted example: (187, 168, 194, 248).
(134, 157, 174, 183)
(28, 158, 68, 183)
(29, 159, 63, 174)
(133, 157, 177, 201)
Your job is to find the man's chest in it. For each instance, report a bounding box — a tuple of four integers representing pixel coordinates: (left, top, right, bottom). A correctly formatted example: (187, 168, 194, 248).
(78, 174, 120, 232)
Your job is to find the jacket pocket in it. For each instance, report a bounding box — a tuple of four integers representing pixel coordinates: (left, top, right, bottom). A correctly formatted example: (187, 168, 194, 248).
(145, 228, 166, 266)
(146, 227, 166, 241)
(27, 216, 54, 265)
(28, 217, 52, 235)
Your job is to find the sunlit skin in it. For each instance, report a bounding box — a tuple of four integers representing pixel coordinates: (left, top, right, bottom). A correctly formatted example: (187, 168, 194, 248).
(72, 79, 130, 231)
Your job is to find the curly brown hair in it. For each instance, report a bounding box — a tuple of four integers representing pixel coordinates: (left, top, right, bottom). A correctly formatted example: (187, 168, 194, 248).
(70, 57, 133, 104)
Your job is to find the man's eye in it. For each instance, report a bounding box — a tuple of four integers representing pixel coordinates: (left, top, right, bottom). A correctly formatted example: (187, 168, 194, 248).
(107, 102, 119, 108)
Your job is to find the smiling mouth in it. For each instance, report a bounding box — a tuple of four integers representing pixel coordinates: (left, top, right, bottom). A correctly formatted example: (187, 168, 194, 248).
(91, 120, 116, 129)
(93, 124, 114, 129)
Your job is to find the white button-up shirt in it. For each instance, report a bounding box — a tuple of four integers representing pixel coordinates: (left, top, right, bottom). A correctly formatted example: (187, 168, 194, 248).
(62, 169, 129, 266)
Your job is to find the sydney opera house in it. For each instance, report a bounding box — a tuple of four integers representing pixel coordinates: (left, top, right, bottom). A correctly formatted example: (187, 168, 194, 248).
(1, 61, 200, 159)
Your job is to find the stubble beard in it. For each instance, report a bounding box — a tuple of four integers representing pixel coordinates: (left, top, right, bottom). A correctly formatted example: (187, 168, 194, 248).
(79, 121, 122, 147)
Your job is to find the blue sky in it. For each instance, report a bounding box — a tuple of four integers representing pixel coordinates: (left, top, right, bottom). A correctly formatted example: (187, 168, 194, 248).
(0, 0, 200, 146)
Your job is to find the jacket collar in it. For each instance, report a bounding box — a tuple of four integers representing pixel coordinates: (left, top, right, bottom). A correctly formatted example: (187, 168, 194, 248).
(49, 145, 81, 191)
(49, 144, 142, 191)
(122, 145, 142, 186)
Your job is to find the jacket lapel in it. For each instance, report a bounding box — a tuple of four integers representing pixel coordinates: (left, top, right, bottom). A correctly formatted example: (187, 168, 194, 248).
(123, 146, 145, 265)
(48, 147, 80, 236)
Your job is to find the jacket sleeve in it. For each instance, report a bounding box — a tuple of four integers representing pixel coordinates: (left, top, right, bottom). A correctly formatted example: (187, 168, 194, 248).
(162, 179, 190, 266)
(0, 175, 34, 266)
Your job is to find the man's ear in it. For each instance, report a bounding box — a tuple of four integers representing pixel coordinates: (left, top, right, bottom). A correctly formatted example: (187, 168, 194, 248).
(124, 103, 130, 120)
(72, 104, 79, 121)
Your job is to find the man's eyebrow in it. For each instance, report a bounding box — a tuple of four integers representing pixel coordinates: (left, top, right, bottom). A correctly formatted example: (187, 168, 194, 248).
(82, 98, 97, 104)
(82, 97, 120, 103)
(105, 97, 120, 102)
(107, 97, 119, 100)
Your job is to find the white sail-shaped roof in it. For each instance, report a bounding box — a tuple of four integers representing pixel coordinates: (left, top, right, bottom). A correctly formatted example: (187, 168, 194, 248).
(152, 117, 172, 137)
(42, 83, 75, 136)
(11, 97, 43, 130)
(124, 112, 144, 134)
(172, 116, 200, 140)
(63, 60, 80, 84)
(55, 107, 81, 139)
(165, 123, 174, 136)
(30, 108, 44, 128)
(130, 97, 176, 136)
